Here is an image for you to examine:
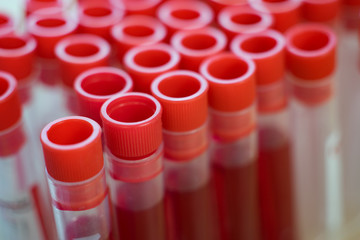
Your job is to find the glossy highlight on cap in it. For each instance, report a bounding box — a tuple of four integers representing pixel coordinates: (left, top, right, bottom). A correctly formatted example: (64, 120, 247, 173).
(200, 52, 256, 112)
(231, 29, 285, 85)
(151, 70, 208, 132)
(171, 27, 227, 71)
(41, 116, 104, 183)
(285, 23, 336, 80)
(101, 92, 163, 159)
(75, 67, 133, 126)
(55, 34, 110, 87)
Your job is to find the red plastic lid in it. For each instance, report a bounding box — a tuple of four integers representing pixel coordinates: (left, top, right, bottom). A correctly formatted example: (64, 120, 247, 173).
(101, 92, 163, 159)
(110, 0, 161, 15)
(208, 0, 248, 14)
(40, 116, 104, 183)
(0, 71, 21, 131)
(157, 1, 214, 38)
(285, 23, 336, 80)
(231, 29, 285, 85)
(0, 34, 36, 81)
(302, 0, 339, 22)
(249, 0, 302, 32)
(74, 66, 133, 126)
(342, 0, 360, 5)
(124, 43, 180, 93)
(26, 0, 62, 16)
(55, 34, 110, 88)
(200, 52, 256, 112)
(0, 13, 14, 36)
(78, 2, 124, 41)
(151, 70, 208, 132)
(27, 14, 77, 59)
(111, 15, 167, 62)
(218, 5, 273, 40)
(171, 27, 227, 71)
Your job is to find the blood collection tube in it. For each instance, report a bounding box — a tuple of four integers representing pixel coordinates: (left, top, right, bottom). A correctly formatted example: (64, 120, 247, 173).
(0, 12, 14, 36)
(286, 23, 342, 239)
(110, 0, 162, 16)
(199, 53, 260, 240)
(231, 29, 295, 240)
(157, 0, 214, 41)
(151, 70, 220, 240)
(217, 5, 273, 42)
(124, 43, 180, 93)
(41, 116, 112, 240)
(0, 71, 55, 240)
(55, 33, 110, 114)
(74, 66, 133, 126)
(111, 15, 167, 63)
(101, 93, 166, 240)
(249, 0, 302, 32)
(171, 27, 227, 71)
(77, 1, 124, 42)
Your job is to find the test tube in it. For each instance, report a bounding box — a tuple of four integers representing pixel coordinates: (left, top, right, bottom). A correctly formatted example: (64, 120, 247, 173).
(200, 53, 260, 240)
(151, 70, 220, 240)
(285, 23, 342, 239)
(101, 93, 166, 240)
(41, 116, 112, 240)
(231, 29, 295, 240)
(0, 71, 55, 240)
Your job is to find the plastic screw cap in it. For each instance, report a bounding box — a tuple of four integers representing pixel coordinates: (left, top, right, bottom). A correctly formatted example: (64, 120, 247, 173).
(110, 0, 162, 16)
(302, 0, 340, 23)
(218, 5, 273, 40)
(78, 1, 124, 41)
(41, 116, 104, 182)
(0, 13, 14, 36)
(208, 0, 248, 14)
(171, 27, 227, 71)
(151, 70, 208, 132)
(285, 23, 336, 80)
(0, 34, 36, 81)
(111, 15, 167, 63)
(55, 34, 111, 88)
(28, 14, 77, 59)
(249, 0, 302, 32)
(26, 0, 62, 16)
(124, 43, 180, 93)
(157, 0, 214, 39)
(200, 52, 256, 112)
(101, 92, 163, 159)
(74, 66, 133, 126)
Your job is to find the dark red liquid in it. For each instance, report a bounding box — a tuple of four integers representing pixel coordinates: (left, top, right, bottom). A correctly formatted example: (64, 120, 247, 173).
(115, 200, 166, 240)
(258, 128, 295, 240)
(165, 182, 220, 240)
(212, 161, 261, 240)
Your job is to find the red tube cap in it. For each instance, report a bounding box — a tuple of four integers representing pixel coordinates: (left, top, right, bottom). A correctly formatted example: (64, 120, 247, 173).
(218, 5, 273, 40)
(111, 15, 167, 62)
(55, 34, 110, 88)
(26, 0, 62, 16)
(200, 52, 256, 112)
(0, 13, 14, 36)
(171, 27, 227, 71)
(110, 0, 161, 16)
(41, 116, 104, 183)
(151, 70, 208, 132)
(157, 0, 214, 39)
(74, 66, 133, 126)
(302, 0, 339, 22)
(285, 23, 336, 80)
(78, 2, 124, 41)
(249, 0, 302, 32)
(231, 29, 285, 85)
(124, 43, 180, 93)
(28, 14, 77, 59)
(208, 0, 248, 14)
(101, 92, 163, 159)
(0, 34, 36, 81)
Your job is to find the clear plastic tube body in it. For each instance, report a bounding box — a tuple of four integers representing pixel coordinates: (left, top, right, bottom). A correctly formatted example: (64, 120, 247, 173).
(105, 145, 166, 240)
(289, 74, 342, 239)
(0, 121, 54, 240)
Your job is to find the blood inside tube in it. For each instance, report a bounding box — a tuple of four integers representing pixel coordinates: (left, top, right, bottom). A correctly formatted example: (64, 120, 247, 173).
(165, 182, 219, 240)
(115, 200, 166, 240)
(258, 127, 295, 240)
(212, 160, 260, 240)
